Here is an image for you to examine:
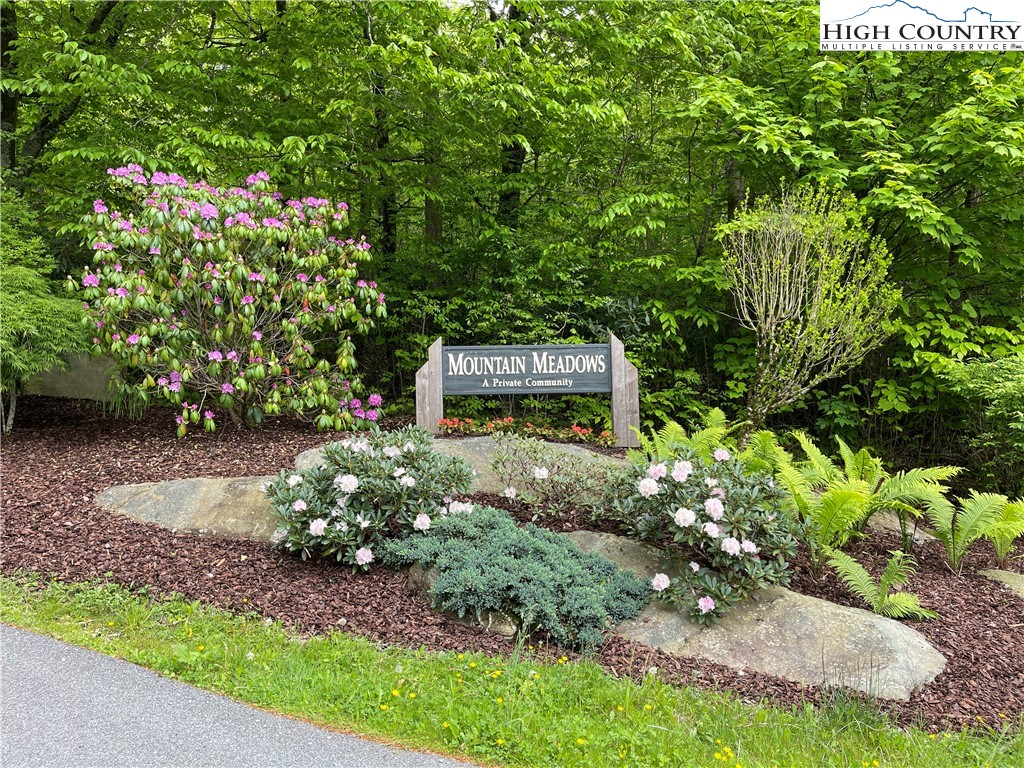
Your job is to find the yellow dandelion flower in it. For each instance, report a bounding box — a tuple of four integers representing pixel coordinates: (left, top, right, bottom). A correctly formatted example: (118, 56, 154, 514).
(408, 692, 416, 699)
(497, 738, 505, 746)
(617, 706, 624, 712)
(380, 704, 388, 711)
(107, 621, 114, 627)
(197, 645, 204, 651)
(576, 738, 586, 745)
(496, 697, 504, 704)
(715, 752, 724, 761)
(392, 689, 400, 697)
(442, 722, 449, 728)
(716, 739, 723, 745)
(558, 656, 568, 663)
(469, 662, 477, 668)
(644, 704, 652, 711)
(457, 653, 464, 660)
(492, 670, 501, 678)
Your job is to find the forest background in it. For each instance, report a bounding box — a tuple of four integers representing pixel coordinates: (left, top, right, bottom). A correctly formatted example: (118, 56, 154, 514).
(2, 0, 1022, 493)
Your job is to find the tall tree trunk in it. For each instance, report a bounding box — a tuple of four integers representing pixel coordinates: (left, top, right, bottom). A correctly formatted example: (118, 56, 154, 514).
(1, 0, 18, 171)
(364, 7, 397, 256)
(424, 143, 443, 246)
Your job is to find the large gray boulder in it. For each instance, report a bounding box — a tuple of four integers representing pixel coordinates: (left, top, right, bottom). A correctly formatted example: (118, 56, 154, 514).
(296, 435, 626, 495)
(97, 477, 277, 542)
(569, 531, 946, 701)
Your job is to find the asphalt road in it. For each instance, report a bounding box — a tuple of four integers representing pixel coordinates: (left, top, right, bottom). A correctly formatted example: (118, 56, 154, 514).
(1, 624, 471, 768)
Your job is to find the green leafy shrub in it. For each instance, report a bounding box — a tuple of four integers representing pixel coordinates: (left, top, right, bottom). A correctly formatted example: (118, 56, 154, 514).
(491, 434, 623, 518)
(615, 448, 804, 625)
(825, 548, 938, 620)
(265, 426, 474, 569)
(943, 354, 1024, 497)
(72, 167, 386, 434)
(0, 182, 89, 432)
(381, 506, 650, 650)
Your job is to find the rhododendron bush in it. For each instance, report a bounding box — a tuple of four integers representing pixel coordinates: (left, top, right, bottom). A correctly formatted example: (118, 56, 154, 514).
(73, 166, 386, 434)
(264, 426, 474, 570)
(616, 449, 805, 625)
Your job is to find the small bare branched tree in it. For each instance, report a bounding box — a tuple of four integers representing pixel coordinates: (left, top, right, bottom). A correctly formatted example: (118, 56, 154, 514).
(717, 185, 900, 438)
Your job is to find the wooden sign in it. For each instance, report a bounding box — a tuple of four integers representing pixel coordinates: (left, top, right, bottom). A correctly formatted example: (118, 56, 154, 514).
(416, 335, 639, 447)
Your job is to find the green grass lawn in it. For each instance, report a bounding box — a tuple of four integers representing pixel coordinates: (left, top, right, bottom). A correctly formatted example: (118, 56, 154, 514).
(1, 574, 1020, 768)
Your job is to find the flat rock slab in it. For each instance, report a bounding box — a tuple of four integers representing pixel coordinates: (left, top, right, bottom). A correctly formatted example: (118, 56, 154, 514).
(980, 569, 1024, 600)
(570, 532, 946, 701)
(296, 436, 626, 495)
(97, 477, 276, 542)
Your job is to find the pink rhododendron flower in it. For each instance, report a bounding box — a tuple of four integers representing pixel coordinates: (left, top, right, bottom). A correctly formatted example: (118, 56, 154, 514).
(714, 448, 731, 462)
(711, 487, 726, 499)
(702, 522, 722, 538)
(293, 499, 307, 512)
(741, 539, 759, 554)
(413, 514, 431, 532)
(221, 382, 234, 394)
(127, 334, 140, 345)
(368, 393, 383, 407)
(93, 242, 115, 251)
(226, 351, 238, 362)
(82, 273, 100, 287)
(651, 573, 671, 592)
(309, 517, 327, 536)
(208, 350, 223, 361)
(252, 331, 262, 340)
(93, 200, 108, 214)
(698, 596, 716, 614)
(204, 411, 215, 420)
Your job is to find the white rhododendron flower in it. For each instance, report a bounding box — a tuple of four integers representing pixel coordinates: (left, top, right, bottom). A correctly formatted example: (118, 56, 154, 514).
(393, 467, 407, 477)
(705, 477, 718, 488)
(383, 446, 402, 458)
(637, 477, 660, 498)
(704, 497, 725, 520)
(355, 547, 373, 565)
(651, 573, 671, 592)
(671, 461, 693, 482)
(714, 448, 731, 462)
(293, 499, 308, 512)
(721, 536, 742, 556)
(533, 466, 549, 480)
(334, 474, 359, 493)
(741, 539, 759, 554)
(287, 474, 303, 487)
(503, 486, 517, 499)
(689, 561, 701, 573)
(647, 462, 668, 480)
(413, 513, 431, 531)
(356, 514, 370, 529)
(674, 507, 696, 527)
(270, 529, 287, 545)
(448, 501, 474, 515)
(702, 521, 722, 538)
(399, 475, 416, 488)
(698, 596, 716, 614)
(309, 518, 328, 536)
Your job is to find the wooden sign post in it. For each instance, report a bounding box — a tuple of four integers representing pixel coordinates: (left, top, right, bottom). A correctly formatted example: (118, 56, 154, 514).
(415, 335, 640, 448)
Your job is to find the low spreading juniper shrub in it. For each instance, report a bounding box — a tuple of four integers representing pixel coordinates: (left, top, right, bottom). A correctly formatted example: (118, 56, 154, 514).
(381, 506, 650, 650)
(265, 425, 474, 570)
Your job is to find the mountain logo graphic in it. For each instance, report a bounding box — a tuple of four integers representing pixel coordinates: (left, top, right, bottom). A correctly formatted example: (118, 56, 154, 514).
(828, 1, 1016, 24)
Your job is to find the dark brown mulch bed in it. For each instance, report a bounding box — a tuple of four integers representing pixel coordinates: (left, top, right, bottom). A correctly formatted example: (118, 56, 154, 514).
(2, 396, 1021, 733)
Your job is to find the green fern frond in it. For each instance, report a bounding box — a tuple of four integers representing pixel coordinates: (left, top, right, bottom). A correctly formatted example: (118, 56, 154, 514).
(792, 431, 840, 487)
(742, 430, 791, 474)
(879, 592, 939, 621)
(987, 500, 1024, 566)
(930, 491, 1008, 572)
(825, 547, 879, 609)
(814, 484, 869, 548)
(877, 550, 915, 596)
